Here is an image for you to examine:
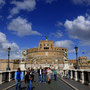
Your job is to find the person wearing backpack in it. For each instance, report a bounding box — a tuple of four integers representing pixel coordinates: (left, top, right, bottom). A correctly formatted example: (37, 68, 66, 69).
(15, 68, 23, 90)
(25, 70, 32, 90)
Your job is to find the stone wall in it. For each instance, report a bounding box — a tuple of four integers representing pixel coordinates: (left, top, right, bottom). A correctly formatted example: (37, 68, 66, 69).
(0, 59, 20, 70)
(0, 62, 13, 70)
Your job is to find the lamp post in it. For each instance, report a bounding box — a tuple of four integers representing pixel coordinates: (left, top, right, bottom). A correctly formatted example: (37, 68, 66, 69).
(74, 45, 79, 69)
(6, 47, 11, 70)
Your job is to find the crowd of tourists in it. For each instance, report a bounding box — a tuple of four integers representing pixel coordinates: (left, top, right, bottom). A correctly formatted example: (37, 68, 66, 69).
(14, 67, 57, 90)
(38, 67, 57, 83)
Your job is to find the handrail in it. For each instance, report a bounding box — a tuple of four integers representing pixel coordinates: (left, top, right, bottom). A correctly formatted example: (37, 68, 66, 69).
(63, 69, 90, 85)
(0, 70, 26, 84)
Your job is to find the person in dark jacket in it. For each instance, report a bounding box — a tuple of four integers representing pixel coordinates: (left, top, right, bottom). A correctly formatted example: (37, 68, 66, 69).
(25, 70, 32, 90)
(38, 67, 43, 83)
(43, 68, 47, 83)
(30, 68, 35, 82)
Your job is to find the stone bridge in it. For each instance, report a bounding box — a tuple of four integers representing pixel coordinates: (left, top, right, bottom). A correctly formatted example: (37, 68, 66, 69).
(0, 69, 90, 90)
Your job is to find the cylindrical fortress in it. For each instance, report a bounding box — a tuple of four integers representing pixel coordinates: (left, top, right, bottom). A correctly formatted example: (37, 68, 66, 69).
(26, 39, 67, 64)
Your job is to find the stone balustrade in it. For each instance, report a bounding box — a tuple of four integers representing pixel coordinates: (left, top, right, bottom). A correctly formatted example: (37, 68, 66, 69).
(63, 69, 90, 85)
(0, 70, 26, 84)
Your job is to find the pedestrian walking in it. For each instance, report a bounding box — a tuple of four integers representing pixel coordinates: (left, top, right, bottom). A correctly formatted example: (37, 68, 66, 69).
(43, 68, 47, 83)
(38, 67, 43, 83)
(47, 68, 51, 84)
(54, 69, 57, 81)
(66, 70, 70, 79)
(30, 68, 35, 83)
(25, 70, 32, 90)
(15, 67, 23, 90)
(50, 69, 53, 80)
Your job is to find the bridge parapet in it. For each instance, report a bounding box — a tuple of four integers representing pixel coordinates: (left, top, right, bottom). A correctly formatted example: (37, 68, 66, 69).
(63, 69, 90, 85)
(0, 70, 26, 84)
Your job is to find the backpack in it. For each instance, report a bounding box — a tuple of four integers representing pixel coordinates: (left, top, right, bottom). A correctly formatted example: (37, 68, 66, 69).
(16, 71, 21, 80)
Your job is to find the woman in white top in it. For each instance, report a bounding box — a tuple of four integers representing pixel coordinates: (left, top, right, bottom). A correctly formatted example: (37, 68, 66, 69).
(47, 68, 51, 83)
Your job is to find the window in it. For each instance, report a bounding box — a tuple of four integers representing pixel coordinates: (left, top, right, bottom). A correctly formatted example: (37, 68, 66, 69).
(40, 44, 42, 48)
(47, 44, 49, 46)
(44, 47, 49, 49)
(51, 44, 53, 48)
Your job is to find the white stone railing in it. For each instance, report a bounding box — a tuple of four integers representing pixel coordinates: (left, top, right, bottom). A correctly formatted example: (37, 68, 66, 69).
(0, 70, 26, 84)
(63, 69, 90, 85)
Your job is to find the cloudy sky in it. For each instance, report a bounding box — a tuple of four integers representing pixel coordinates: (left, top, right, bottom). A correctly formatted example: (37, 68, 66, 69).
(0, 0, 90, 60)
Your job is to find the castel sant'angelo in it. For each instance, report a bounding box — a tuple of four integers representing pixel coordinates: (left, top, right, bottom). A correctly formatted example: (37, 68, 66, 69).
(1, 37, 90, 70)
(25, 37, 67, 67)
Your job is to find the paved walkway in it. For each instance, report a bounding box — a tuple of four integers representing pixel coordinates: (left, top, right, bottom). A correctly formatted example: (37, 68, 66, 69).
(0, 80, 15, 90)
(0, 74, 90, 90)
(8, 74, 73, 90)
(61, 77, 90, 90)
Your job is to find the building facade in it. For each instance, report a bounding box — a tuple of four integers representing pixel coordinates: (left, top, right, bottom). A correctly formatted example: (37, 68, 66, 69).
(26, 39, 67, 68)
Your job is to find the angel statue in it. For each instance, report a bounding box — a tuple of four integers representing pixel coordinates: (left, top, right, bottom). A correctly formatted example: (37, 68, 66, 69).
(22, 50, 26, 61)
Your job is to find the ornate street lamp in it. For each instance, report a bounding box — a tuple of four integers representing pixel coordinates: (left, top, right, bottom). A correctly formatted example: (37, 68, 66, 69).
(74, 45, 79, 69)
(6, 47, 11, 70)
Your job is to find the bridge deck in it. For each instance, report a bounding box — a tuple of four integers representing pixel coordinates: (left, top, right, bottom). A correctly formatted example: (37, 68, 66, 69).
(0, 74, 90, 90)
(62, 77, 90, 90)
(8, 75, 73, 90)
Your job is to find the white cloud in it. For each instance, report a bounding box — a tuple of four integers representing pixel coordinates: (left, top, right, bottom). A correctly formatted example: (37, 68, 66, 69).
(0, 0, 5, 8)
(50, 30, 63, 38)
(85, 13, 90, 20)
(64, 16, 90, 44)
(56, 21, 63, 27)
(55, 40, 74, 49)
(8, 0, 36, 18)
(0, 32, 7, 43)
(8, 16, 41, 37)
(45, 0, 56, 4)
(10, 50, 22, 59)
(0, 32, 23, 59)
(68, 49, 75, 53)
(79, 40, 90, 46)
(72, 0, 90, 5)
(0, 32, 19, 52)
